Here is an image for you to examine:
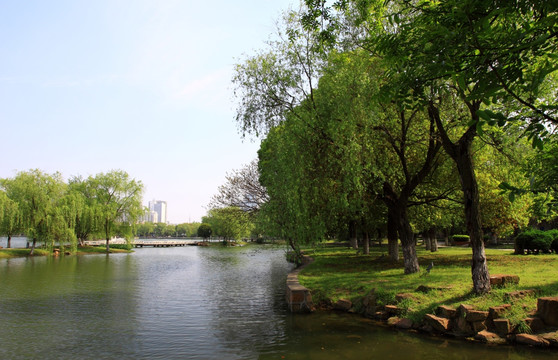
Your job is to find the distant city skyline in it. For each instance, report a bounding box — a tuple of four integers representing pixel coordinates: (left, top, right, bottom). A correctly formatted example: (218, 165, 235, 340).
(144, 199, 168, 224)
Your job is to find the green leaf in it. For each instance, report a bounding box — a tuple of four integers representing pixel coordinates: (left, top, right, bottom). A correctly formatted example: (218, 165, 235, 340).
(457, 75, 466, 91)
(509, 192, 516, 203)
(477, 110, 491, 121)
(476, 120, 485, 136)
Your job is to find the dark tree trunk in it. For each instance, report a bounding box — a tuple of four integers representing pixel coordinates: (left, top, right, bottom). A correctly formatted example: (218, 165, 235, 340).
(7, 235, 11, 248)
(443, 229, 450, 246)
(430, 101, 490, 294)
(489, 232, 499, 246)
(396, 205, 420, 274)
(288, 238, 303, 266)
(363, 231, 370, 255)
(455, 145, 490, 293)
(349, 220, 358, 250)
(429, 227, 438, 252)
(387, 209, 399, 262)
(385, 184, 419, 273)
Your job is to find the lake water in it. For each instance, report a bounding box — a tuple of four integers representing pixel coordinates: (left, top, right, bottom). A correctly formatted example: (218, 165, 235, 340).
(0, 243, 555, 359)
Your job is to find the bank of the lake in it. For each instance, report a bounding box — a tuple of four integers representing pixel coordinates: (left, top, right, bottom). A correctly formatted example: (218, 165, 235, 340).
(0, 245, 132, 258)
(297, 246, 558, 348)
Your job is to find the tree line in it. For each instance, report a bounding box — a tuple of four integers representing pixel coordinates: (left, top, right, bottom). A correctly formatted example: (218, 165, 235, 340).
(136, 222, 200, 238)
(0, 169, 143, 254)
(211, 0, 558, 294)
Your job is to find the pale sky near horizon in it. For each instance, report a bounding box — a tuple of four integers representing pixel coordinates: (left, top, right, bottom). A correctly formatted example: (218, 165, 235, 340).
(0, 0, 296, 223)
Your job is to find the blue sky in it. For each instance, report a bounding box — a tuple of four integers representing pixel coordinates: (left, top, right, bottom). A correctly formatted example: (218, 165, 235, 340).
(0, 0, 296, 223)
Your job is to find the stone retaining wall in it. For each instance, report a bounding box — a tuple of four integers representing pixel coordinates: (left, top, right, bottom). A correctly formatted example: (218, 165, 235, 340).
(286, 256, 314, 313)
(287, 269, 558, 349)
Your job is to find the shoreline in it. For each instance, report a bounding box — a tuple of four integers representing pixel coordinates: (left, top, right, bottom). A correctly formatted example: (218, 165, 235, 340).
(287, 249, 558, 350)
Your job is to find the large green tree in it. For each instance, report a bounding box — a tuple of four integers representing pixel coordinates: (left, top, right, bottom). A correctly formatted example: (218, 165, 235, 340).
(378, 0, 557, 293)
(302, 0, 558, 293)
(1, 170, 66, 254)
(67, 176, 101, 246)
(87, 170, 144, 253)
(202, 207, 253, 242)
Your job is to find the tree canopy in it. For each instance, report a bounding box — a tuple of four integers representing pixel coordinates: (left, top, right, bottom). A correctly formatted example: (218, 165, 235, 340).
(230, 2, 558, 292)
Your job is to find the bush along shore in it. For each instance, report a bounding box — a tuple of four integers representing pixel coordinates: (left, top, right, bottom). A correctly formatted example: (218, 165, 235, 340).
(0, 245, 132, 258)
(293, 246, 558, 349)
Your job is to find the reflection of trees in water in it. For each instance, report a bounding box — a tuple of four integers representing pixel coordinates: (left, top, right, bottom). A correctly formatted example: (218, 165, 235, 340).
(0, 254, 140, 359)
(198, 247, 294, 354)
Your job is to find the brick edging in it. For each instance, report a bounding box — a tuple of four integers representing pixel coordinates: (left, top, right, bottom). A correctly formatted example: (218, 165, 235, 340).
(286, 255, 314, 312)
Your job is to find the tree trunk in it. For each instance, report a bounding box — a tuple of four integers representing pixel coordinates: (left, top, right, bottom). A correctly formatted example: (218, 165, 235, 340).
(456, 148, 490, 293)
(7, 235, 11, 248)
(30, 238, 37, 255)
(288, 238, 303, 266)
(424, 231, 431, 250)
(349, 220, 358, 250)
(397, 207, 420, 274)
(363, 231, 370, 255)
(489, 232, 498, 246)
(429, 227, 438, 252)
(387, 209, 399, 262)
(430, 101, 490, 294)
(105, 238, 110, 253)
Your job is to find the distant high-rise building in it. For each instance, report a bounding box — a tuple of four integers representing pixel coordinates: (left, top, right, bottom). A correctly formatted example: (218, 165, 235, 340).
(148, 200, 167, 224)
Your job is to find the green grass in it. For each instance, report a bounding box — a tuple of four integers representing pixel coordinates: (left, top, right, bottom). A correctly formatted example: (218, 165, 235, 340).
(0, 245, 132, 258)
(298, 246, 558, 326)
(76, 245, 133, 254)
(0, 248, 50, 258)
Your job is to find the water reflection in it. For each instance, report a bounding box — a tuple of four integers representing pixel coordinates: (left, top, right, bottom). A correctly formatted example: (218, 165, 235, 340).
(0, 253, 140, 359)
(0, 245, 556, 359)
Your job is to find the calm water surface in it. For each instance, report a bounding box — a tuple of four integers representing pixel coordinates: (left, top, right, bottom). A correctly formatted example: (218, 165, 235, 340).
(0, 243, 555, 359)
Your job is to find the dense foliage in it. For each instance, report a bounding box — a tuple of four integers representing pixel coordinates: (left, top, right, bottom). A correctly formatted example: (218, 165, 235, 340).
(227, 1, 558, 291)
(0, 169, 144, 254)
(515, 229, 558, 255)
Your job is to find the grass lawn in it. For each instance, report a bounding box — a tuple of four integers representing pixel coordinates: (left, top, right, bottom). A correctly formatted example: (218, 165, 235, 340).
(0, 248, 50, 258)
(0, 245, 132, 258)
(76, 246, 133, 254)
(298, 245, 558, 325)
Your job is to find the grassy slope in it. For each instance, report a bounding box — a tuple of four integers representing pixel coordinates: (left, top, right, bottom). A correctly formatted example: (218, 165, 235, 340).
(0, 248, 51, 258)
(298, 246, 558, 324)
(0, 246, 131, 258)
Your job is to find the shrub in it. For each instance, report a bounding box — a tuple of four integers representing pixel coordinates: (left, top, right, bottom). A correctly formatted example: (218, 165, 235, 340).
(110, 243, 133, 250)
(548, 230, 558, 254)
(451, 235, 470, 244)
(515, 229, 553, 254)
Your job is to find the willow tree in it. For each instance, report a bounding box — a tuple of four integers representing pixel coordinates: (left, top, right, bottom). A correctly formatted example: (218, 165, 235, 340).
(87, 170, 143, 253)
(258, 119, 326, 262)
(67, 176, 101, 246)
(1, 170, 66, 254)
(0, 191, 21, 248)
